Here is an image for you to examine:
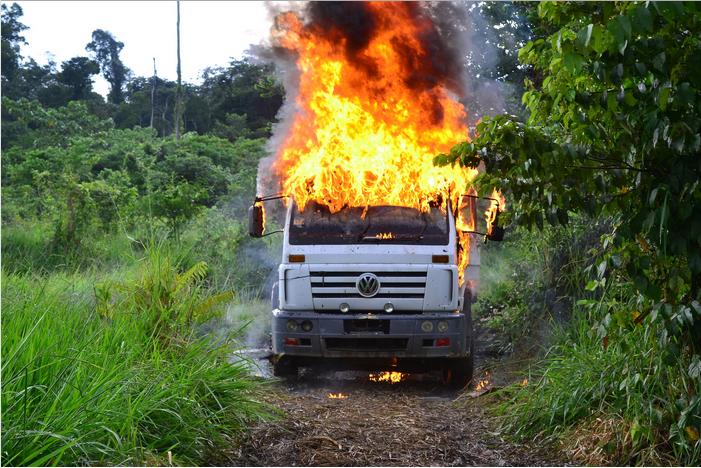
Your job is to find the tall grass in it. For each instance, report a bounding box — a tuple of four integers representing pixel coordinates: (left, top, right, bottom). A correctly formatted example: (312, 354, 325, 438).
(1, 249, 272, 466)
(480, 218, 700, 465)
(475, 215, 606, 354)
(1, 221, 135, 275)
(498, 311, 698, 465)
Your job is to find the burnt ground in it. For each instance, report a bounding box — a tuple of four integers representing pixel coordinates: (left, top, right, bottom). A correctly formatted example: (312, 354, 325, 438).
(223, 323, 571, 467)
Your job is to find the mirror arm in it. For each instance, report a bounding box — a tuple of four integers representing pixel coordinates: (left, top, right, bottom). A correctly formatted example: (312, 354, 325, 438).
(459, 229, 488, 235)
(256, 193, 288, 202)
(261, 229, 283, 237)
(460, 194, 501, 209)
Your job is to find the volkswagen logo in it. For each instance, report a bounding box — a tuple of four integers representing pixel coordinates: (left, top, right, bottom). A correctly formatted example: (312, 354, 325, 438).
(356, 273, 381, 297)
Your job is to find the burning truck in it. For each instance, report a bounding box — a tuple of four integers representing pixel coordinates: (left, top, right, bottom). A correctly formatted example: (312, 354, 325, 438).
(249, 2, 505, 386)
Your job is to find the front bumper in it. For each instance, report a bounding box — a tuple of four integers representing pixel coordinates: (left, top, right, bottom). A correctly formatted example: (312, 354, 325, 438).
(272, 309, 469, 359)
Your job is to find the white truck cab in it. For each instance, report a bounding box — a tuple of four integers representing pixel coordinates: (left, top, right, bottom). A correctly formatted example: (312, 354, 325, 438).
(249, 197, 503, 387)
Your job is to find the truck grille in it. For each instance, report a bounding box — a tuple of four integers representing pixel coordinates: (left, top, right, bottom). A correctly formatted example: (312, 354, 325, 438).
(324, 337, 408, 351)
(310, 271, 427, 299)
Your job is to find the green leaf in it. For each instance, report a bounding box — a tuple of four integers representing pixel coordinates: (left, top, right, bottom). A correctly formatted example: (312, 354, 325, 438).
(591, 25, 609, 55)
(649, 187, 659, 205)
(618, 39, 628, 56)
(631, 5, 653, 33)
(659, 87, 670, 111)
(689, 355, 701, 379)
(607, 19, 626, 55)
(652, 52, 666, 71)
(597, 260, 607, 279)
(563, 52, 585, 74)
(677, 82, 695, 107)
(577, 24, 594, 49)
(616, 14, 632, 39)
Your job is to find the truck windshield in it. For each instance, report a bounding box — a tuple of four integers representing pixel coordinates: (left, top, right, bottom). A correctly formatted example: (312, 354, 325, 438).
(289, 201, 449, 245)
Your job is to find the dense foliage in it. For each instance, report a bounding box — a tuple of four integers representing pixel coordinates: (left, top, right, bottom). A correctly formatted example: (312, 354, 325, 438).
(2, 98, 265, 238)
(439, 1, 700, 462)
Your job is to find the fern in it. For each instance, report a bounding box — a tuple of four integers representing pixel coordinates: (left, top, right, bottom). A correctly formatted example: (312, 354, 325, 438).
(176, 261, 208, 295)
(94, 249, 233, 341)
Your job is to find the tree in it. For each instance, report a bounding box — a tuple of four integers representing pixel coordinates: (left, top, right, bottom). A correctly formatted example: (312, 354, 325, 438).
(57, 56, 100, 100)
(199, 59, 283, 138)
(86, 29, 129, 104)
(175, 0, 183, 140)
(1, 2, 28, 97)
(438, 1, 701, 363)
(150, 57, 157, 128)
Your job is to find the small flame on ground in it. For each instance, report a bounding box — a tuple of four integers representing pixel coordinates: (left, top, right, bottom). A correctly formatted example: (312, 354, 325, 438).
(327, 392, 349, 399)
(368, 371, 407, 384)
(474, 372, 491, 392)
(377, 232, 394, 239)
(521, 378, 529, 387)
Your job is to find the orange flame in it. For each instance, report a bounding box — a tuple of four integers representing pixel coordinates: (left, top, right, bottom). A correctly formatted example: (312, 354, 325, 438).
(377, 232, 394, 240)
(255, 200, 266, 234)
(369, 371, 407, 384)
(327, 392, 349, 399)
(485, 188, 506, 236)
(270, 3, 504, 284)
(474, 372, 491, 392)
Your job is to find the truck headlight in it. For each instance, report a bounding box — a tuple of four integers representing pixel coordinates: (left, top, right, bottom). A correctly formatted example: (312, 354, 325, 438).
(421, 321, 433, 332)
(286, 320, 299, 332)
(383, 303, 394, 314)
(339, 303, 350, 313)
(301, 320, 313, 332)
(437, 321, 449, 332)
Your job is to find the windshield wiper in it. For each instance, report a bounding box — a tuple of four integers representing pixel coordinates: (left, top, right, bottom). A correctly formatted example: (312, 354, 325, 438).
(356, 223, 373, 242)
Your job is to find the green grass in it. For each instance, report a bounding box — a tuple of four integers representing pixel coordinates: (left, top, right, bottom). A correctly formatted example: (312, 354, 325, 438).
(1, 251, 273, 466)
(475, 217, 603, 354)
(1, 221, 135, 275)
(496, 310, 699, 465)
(478, 219, 701, 465)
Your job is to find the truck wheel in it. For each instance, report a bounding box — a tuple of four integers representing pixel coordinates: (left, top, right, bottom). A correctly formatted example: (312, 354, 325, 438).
(272, 355, 298, 378)
(442, 354, 473, 389)
(442, 289, 474, 388)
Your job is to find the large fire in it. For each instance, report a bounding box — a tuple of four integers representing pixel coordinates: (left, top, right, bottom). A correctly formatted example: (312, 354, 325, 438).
(270, 2, 503, 283)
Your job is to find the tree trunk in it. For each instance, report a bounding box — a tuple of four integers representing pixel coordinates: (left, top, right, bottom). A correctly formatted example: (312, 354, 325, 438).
(175, 0, 182, 140)
(150, 57, 157, 129)
(162, 95, 170, 137)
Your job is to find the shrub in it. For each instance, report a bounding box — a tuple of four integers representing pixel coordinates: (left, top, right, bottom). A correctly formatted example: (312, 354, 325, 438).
(1, 250, 272, 466)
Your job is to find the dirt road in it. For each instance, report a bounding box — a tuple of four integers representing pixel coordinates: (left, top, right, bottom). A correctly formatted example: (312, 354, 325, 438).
(225, 365, 567, 467)
(219, 310, 569, 467)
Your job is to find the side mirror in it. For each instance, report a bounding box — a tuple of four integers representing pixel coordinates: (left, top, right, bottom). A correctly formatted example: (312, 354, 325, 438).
(248, 202, 265, 237)
(486, 209, 505, 241)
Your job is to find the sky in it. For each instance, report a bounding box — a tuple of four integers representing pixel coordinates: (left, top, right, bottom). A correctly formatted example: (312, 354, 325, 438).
(13, 1, 277, 96)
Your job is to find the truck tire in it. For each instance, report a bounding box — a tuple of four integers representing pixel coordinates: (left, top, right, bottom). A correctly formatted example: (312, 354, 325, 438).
(273, 355, 298, 378)
(442, 290, 474, 388)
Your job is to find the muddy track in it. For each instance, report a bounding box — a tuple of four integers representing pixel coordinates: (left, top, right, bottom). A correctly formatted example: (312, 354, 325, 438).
(224, 323, 570, 467)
